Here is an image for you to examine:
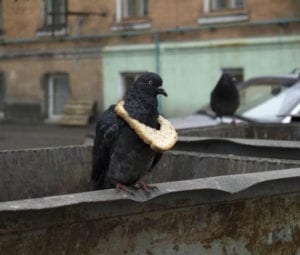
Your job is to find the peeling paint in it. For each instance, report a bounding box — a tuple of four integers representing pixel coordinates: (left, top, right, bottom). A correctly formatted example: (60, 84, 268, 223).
(0, 193, 299, 254)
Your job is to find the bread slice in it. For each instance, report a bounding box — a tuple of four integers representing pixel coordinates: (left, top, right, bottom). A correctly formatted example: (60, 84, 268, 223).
(115, 101, 177, 152)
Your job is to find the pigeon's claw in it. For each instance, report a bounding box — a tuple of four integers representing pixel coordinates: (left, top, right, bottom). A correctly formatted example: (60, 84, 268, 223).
(231, 117, 237, 126)
(137, 180, 158, 193)
(116, 182, 135, 196)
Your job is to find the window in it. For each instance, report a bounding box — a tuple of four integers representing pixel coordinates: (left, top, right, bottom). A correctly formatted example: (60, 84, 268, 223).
(211, 0, 227, 10)
(222, 68, 244, 84)
(44, 0, 67, 27)
(113, 0, 151, 30)
(199, 0, 247, 24)
(123, 0, 148, 19)
(0, 73, 5, 116)
(232, 0, 244, 8)
(38, 0, 67, 35)
(211, 0, 244, 11)
(44, 73, 70, 121)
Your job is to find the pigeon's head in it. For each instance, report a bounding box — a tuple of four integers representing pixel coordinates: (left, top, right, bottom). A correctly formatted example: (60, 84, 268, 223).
(219, 73, 236, 86)
(135, 72, 167, 97)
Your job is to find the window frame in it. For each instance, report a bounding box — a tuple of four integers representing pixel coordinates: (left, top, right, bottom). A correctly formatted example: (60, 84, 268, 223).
(44, 73, 70, 121)
(44, 0, 67, 27)
(113, 0, 151, 31)
(211, 0, 227, 11)
(221, 67, 244, 84)
(199, 0, 248, 25)
(38, 0, 68, 36)
(122, 0, 148, 19)
(210, 0, 244, 11)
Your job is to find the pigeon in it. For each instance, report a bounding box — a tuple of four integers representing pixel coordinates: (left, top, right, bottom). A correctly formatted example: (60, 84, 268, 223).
(210, 73, 240, 123)
(91, 72, 168, 194)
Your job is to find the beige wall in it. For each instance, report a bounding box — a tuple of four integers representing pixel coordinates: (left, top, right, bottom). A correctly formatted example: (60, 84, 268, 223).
(2, 0, 299, 39)
(0, 0, 299, 121)
(1, 56, 102, 103)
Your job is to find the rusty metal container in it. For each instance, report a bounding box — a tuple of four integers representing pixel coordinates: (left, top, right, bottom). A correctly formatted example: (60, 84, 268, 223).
(0, 124, 299, 254)
(177, 123, 300, 140)
(175, 123, 300, 160)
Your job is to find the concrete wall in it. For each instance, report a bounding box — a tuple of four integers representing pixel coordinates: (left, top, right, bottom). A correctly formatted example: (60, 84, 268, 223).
(103, 35, 300, 117)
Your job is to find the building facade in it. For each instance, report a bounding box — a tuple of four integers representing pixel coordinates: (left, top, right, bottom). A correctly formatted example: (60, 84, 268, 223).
(0, 0, 299, 122)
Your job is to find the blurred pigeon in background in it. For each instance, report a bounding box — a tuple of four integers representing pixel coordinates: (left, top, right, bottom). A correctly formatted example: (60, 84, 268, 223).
(210, 73, 240, 123)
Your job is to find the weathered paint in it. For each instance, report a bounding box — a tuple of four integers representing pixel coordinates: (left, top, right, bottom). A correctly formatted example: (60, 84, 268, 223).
(0, 124, 300, 254)
(177, 123, 300, 140)
(1, 145, 300, 202)
(102, 35, 300, 117)
(174, 137, 300, 160)
(0, 169, 300, 255)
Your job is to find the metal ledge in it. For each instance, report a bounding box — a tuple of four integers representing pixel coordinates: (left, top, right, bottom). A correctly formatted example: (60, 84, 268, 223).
(1, 167, 299, 212)
(174, 136, 300, 160)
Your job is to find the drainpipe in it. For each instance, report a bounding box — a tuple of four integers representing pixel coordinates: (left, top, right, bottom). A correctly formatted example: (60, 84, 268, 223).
(154, 32, 160, 74)
(154, 32, 163, 111)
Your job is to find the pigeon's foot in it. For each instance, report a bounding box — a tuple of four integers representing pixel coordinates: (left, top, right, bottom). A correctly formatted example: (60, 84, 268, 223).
(216, 116, 223, 124)
(231, 117, 237, 126)
(220, 116, 224, 124)
(116, 182, 135, 196)
(136, 180, 158, 193)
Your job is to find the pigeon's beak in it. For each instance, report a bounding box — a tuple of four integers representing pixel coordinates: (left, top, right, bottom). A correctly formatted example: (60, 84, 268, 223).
(157, 86, 168, 97)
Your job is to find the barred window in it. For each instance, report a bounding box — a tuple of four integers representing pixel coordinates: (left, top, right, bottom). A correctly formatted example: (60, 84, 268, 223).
(44, 0, 67, 27)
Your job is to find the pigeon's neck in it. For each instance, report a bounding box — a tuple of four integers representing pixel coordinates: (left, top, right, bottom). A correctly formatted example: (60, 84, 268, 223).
(124, 90, 159, 128)
(215, 84, 237, 97)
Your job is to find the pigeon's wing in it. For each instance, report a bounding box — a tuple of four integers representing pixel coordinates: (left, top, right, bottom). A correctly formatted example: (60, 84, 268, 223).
(91, 105, 124, 189)
(150, 152, 162, 170)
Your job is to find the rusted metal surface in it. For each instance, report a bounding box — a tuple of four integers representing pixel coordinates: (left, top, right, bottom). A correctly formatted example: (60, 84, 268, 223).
(149, 151, 300, 183)
(0, 169, 300, 254)
(178, 123, 300, 141)
(174, 136, 300, 160)
(0, 123, 300, 254)
(1, 147, 300, 202)
(0, 145, 93, 202)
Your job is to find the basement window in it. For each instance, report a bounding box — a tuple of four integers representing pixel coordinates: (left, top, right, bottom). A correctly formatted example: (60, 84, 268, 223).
(199, 0, 248, 25)
(222, 68, 244, 84)
(43, 73, 70, 122)
(112, 0, 151, 31)
(37, 0, 68, 36)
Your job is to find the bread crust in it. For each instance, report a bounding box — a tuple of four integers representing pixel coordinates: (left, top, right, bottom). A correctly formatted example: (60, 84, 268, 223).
(115, 101, 177, 152)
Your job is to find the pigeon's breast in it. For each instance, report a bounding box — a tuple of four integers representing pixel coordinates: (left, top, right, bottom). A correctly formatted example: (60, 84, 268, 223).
(107, 126, 156, 185)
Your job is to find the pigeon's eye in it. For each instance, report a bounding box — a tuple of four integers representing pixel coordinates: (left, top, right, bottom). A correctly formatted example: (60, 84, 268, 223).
(148, 80, 153, 85)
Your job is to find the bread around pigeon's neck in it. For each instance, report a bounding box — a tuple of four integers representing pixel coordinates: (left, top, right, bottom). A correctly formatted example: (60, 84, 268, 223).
(123, 88, 159, 129)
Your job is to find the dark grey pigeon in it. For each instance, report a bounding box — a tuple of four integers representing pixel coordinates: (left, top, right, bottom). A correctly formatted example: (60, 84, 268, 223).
(210, 73, 240, 123)
(91, 72, 167, 193)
